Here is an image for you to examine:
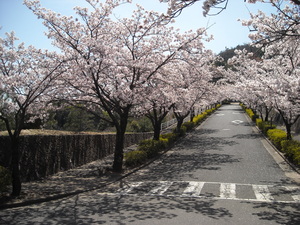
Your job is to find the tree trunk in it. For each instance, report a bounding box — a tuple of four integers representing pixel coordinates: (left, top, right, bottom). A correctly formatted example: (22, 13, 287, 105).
(285, 123, 292, 140)
(112, 129, 125, 172)
(153, 122, 161, 141)
(112, 110, 129, 172)
(10, 136, 21, 196)
(175, 117, 184, 133)
(264, 106, 270, 122)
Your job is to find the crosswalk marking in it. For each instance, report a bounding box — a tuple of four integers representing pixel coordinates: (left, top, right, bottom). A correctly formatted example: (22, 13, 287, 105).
(106, 181, 300, 203)
(149, 181, 173, 195)
(220, 183, 236, 199)
(182, 181, 205, 197)
(119, 182, 143, 194)
(252, 185, 274, 202)
(285, 186, 300, 202)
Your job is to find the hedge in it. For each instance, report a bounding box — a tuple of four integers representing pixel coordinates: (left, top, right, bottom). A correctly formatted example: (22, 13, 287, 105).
(256, 119, 276, 135)
(124, 105, 221, 167)
(137, 139, 168, 158)
(267, 129, 287, 150)
(124, 151, 148, 167)
(245, 108, 259, 122)
(241, 104, 300, 167)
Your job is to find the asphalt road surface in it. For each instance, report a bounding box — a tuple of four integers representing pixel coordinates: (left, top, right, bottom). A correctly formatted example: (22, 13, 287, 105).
(1, 104, 300, 225)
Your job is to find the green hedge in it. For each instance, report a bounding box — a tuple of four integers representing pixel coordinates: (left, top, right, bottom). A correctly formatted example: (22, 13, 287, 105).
(242, 104, 300, 167)
(160, 133, 178, 145)
(124, 105, 221, 167)
(256, 119, 276, 135)
(245, 108, 259, 122)
(138, 139, 168, 158)
(124, 151, 148, 167)
(0, 166, 11, 193)
(182, 121, 195, 132)
(281, 140, 300, 165)
(267, 129, 287, 150)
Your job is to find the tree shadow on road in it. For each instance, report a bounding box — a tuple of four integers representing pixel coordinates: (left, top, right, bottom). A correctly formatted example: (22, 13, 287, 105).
(131, 128, 240, 181)
(232, 133, 262, 140)
(0, 194, 233, 225)
(242, 201, 300, 225)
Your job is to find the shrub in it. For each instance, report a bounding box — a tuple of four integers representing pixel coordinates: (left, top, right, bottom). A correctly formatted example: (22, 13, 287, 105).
(245, 108, 258, 122)
(281, 140, 300, 166)
(138, 139, 167, 158)
(206, 109, 213, 115)
(124, 150, 147, 167)
(262, 122, 276, 135)
(256, 118, 263, 130)
(173, 126, 187, 137)
(193, 112, 208, 125)
(160, 133, 178, 145)
(0, 166, 11, 193)
(182, 121, 195, 132)
(267, 129, 287, 150)
(256, 119, 276, 135)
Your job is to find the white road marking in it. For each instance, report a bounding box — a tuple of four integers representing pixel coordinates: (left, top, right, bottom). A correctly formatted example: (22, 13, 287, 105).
(118, 182, 143, 194)
(105, 181, 300, 203)
(285, 186, 300, 202)
(232, 120, 244, 125)
(182, 181, 205, 197)
(220, 183, 236, 199)
(149, 181, 173, 195)
(252, 185, 274, 202)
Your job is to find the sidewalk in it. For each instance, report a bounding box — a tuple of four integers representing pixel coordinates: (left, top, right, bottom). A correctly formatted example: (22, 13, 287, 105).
(0, 145, 141, 210)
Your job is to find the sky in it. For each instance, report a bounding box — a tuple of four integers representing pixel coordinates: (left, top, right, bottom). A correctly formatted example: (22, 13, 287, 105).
(0, 0, 277, 54)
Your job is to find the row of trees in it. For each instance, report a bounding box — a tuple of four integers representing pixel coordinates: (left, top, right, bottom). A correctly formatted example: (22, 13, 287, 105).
(1, 0, 298, 197)
(223, 3, 299, 140)
(1, 0, 221, 196)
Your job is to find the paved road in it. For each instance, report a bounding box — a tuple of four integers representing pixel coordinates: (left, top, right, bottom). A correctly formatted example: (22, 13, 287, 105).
(1, 104, 300, 225)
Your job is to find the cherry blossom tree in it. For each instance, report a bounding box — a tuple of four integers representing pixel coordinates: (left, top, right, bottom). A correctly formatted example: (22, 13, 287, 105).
(166, 49, 215, 132)
(159, 0, 300, 17)
(0, 32, 65, 196)
(244, 3, 299, 139)
(227, 37, 299, 140)
(25, 0, 210, 172)
(139, 77, 175, 140)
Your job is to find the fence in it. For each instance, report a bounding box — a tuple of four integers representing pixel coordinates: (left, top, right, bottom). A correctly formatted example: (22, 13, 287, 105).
(0, 132, 153, 181)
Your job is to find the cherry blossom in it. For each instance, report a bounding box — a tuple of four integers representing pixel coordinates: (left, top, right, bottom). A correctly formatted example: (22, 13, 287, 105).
(0, 32, 65, 196)
(25, 0, 211, 172)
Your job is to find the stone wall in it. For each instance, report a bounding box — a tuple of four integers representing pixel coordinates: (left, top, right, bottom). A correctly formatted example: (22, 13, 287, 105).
(0, 132, 153, 181)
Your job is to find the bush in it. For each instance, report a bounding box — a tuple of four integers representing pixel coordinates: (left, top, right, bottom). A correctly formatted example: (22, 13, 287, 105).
(262, 122, 276, 135)
(193, 113, 206, 125)
(173, 126, 187, 137)
(281, 140, 300, 166)
(0, 166, 11, 193)
(267, 129, 287, 150)
(182, 121, 195, 132)
(245, 108, 258, 122)
(124, 150, 148, 167)
(160, 133, 178, 145)
(256, 118, 263, 130)
(138, 139, 167, 158)
(256, 119, 276, 135)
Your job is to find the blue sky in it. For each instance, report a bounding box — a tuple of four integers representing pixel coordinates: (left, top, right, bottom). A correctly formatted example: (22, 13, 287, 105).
(0, 0, 277, 54)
